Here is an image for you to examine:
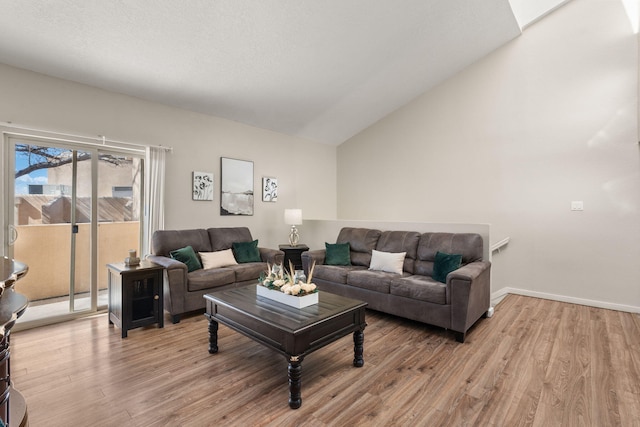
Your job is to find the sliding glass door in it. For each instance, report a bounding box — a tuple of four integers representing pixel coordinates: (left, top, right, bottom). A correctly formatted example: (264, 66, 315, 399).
(6, 134, 143, 321)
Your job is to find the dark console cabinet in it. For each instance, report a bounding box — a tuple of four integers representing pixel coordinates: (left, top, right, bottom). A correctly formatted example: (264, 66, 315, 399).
(107, 260, 164, 338)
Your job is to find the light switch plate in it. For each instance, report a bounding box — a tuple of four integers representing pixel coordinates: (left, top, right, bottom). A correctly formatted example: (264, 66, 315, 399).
(571, 201, 584, 211)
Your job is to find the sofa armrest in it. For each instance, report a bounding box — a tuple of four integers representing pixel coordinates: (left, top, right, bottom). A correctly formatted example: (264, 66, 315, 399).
(259, 247, 284, 265)
(301, 250, 326, 276)
(448, 261, 490, 283)
(448, 261, 491, 342)
(147, 254, 185, 271)
(147, 255, 188, 317)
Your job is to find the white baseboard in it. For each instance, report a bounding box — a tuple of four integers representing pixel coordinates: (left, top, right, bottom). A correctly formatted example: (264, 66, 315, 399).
(491, 287, 640, 314)
(491, 287, 510, 305)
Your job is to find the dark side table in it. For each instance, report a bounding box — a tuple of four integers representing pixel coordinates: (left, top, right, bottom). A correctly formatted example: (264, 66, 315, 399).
(107, 260, 164, 338)
(279, 244, 309, 273)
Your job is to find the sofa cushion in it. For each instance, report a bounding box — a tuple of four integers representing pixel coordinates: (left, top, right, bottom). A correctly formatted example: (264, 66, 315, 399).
(336, 227, 382, 267)
(200, 249, 238, 269)
(153, 229, 212, 256)
(314, 265, 365, 284)
(347, 270, 399, 294)
(390, 275, 447, 305)
(227, 262, 268, 282)
(415, 233, 483, 277)
(187, 268, 236, 291)
(169, 246, 202, 272)
(433, 251, 462, 283)
(207, 227, 254, 251)
(325, 242, 351, 266)
(375, 230, 421, 274)
(369, 250, 405, 274)
(232, 240, 261, 263)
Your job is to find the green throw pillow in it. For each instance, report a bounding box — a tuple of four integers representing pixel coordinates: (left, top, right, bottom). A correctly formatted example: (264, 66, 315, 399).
(232, 240, 261, 263)
(170, 245, 202, 272)
(433, 251, 462, 283)
(325, 242, 351, 266)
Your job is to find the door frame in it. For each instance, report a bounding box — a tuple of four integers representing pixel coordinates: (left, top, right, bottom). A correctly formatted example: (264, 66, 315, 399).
(2, 128, 146, 328)
(5, 133, 99, 313)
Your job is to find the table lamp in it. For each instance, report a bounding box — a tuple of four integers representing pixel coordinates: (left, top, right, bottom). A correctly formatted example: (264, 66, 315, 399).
(284, 209, 302, 246)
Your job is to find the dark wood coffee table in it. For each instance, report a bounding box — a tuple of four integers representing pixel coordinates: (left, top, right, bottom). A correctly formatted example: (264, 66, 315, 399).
(204, 285, 367, 409)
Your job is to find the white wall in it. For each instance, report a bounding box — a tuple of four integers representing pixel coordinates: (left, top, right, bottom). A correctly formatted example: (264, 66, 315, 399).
(0, 63, 337, 250)
(0, 0, 637, 314)
(337, 0, 640, 311)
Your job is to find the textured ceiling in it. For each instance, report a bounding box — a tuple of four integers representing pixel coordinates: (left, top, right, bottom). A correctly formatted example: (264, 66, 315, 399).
(0, 1, 526, 145)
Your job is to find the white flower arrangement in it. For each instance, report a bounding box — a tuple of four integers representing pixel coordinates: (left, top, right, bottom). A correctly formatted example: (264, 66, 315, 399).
(259, 261, 317, 296)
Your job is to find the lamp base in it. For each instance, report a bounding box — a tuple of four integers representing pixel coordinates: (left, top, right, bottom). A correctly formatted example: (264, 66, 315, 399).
(288, 226, 299, 246)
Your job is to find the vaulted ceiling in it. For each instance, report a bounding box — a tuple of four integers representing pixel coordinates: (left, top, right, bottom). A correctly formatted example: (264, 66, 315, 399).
(0, 1, 566, 145)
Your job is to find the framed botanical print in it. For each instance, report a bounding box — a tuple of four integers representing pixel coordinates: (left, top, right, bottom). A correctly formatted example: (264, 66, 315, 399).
(262, 177, 278, 202)
(192, 171, 214, 201)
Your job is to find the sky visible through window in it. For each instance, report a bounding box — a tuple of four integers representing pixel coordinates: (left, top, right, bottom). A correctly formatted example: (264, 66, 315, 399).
(15, 148, 48, 195)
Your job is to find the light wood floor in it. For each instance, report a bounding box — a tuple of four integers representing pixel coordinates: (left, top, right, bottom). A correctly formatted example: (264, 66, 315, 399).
(10, 294, 640, 426)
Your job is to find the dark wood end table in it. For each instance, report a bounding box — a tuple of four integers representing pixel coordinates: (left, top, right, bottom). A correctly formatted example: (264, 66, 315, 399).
(279, 244, 309, 273)
(204, 285, 367, 409)
(107, 260, 164, 338)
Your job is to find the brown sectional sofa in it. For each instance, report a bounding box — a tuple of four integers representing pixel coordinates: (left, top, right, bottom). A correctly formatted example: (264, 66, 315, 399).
(301, 227, 491, 342)
(148, 227, 284, 323)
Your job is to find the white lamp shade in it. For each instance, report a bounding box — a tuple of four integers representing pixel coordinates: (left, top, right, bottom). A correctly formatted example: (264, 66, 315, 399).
(284, 209, 302, 225)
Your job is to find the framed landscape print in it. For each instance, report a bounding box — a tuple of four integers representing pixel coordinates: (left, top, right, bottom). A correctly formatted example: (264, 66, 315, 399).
(262, 177, 278, 202)
(220, 157, 254, 215)
(192, 171, 214, 201)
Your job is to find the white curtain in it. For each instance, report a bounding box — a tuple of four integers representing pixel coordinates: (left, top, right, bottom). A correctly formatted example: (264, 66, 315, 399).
(143, 146, 166, 257)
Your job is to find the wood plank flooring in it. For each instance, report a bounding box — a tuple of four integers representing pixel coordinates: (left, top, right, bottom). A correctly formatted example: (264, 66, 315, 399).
(10, 294, 640, 426)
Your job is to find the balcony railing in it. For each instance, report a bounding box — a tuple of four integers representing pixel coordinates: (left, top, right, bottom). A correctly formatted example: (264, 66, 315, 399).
(12, 221, 140, 302)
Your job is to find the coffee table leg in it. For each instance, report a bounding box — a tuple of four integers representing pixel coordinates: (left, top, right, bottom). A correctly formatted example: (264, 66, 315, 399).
(288, 355, 303, 409)
(208, 318, 219, 354)
(353, 329, 364, 367)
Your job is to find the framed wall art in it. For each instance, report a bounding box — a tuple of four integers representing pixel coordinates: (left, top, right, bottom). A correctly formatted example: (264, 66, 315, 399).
(262, 177, 278, 202)
(220, 157, 254, 215)
(192, 171, 214, 201)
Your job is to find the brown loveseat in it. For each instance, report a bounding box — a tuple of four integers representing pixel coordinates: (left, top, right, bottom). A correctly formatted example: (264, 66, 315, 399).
(148, 227, 283, 323)
(301, 227, 491, 342)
